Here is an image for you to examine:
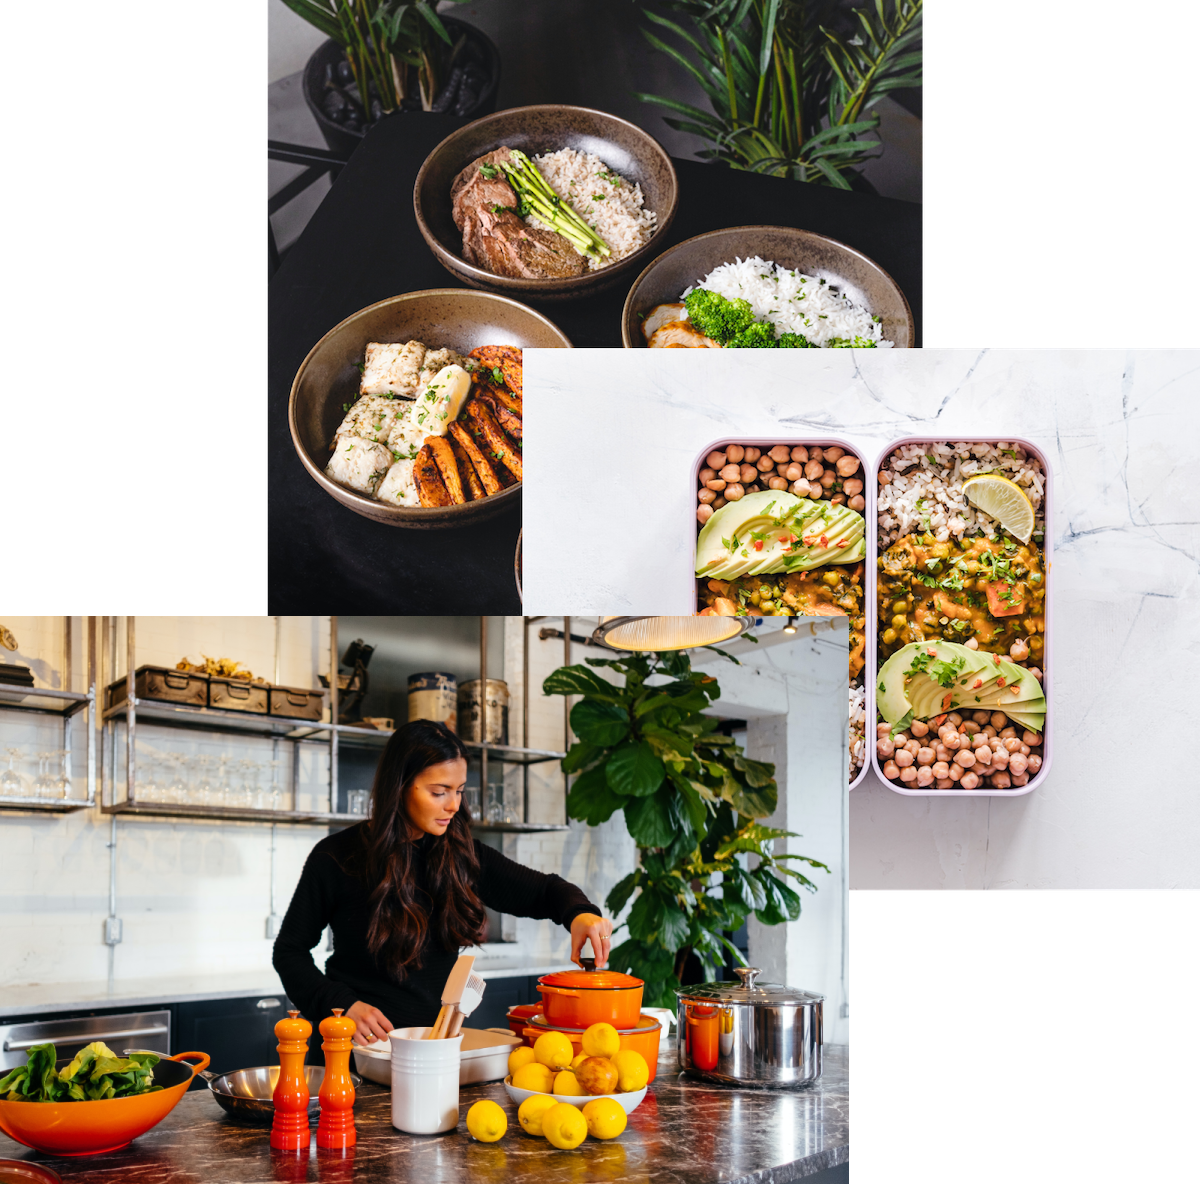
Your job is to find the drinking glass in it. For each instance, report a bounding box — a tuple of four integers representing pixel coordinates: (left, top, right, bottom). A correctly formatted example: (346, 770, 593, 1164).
(463, 784, 481, 819)
(268, 760, 285, 812)
(1, 748, 25, 797)
(33, 752, 55, 797)
(243, 758, 262, 810)
(195, 755, 213, 806)
(53, 749, 72, 800)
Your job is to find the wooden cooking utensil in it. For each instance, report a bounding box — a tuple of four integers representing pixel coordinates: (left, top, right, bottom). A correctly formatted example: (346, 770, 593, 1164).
(426, 954, 476, 1039)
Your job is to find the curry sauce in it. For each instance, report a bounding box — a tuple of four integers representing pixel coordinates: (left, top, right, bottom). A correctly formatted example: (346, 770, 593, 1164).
(877, 535, 1045, 662)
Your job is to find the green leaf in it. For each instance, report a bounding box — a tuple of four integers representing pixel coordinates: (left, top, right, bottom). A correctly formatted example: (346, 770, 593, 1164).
(728, 777, 778, 819)
(543, 664, 625, 701)
(761, 870, 802, 920)
(626, 887, 664, 941)
(414, 0, 451, 43)
(624, 786, 676, 847)
(659, 899, 691, 951)
(606, 871, 641, 917)
(561, 741, 600, 774)
(566, 766, 626, 826)
(731, 751, 776, 788)
(570, 699, 630, 747)
(606, 741, 666, 798)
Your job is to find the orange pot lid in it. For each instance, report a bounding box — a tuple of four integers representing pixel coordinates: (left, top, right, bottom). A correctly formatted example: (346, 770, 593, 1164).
(538, 967, 643, 990)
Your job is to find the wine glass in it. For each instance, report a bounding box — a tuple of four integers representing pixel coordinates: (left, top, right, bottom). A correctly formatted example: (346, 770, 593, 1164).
(243, 758, 261, 810)
(53, 749, 72, 800)
(165, 753, 185, 804)
(33, 752, 55, 798)
(194, 755, 213, 806)
(1, 747, 25, 797)
(267, 760, 284, 811)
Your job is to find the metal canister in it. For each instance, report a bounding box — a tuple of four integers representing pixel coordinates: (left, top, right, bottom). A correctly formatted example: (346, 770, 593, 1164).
(407, 672, 457, 732)
(457, 679, 509, 744)
(676, 967, 823, 1089)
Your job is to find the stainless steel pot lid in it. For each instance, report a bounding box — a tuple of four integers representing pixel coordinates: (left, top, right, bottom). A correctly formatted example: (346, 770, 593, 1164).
(676, 966, 824, 1006)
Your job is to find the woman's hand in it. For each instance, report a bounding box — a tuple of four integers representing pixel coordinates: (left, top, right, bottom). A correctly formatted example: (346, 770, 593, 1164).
(570, 913, 613, 969)
(346, 1000, 394, 1046)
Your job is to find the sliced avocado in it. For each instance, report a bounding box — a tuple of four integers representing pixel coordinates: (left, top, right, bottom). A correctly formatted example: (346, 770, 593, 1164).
(906, 643, 994, 720)
(695, 491, 804, 579)
(1000, 706, 1046, 732)
(877, 642, 985, 726)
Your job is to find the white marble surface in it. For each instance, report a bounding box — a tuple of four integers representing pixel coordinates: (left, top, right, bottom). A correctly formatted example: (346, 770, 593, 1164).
(524, 349, 1200, 887)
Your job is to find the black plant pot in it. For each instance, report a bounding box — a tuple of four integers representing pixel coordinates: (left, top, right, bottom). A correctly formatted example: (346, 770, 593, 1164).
(303, 18, 501, 159)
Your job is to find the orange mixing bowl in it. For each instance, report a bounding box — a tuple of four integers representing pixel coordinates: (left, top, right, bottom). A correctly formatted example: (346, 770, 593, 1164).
(521, 1015, 661, 1082)
(0, 1051, 209, 1157)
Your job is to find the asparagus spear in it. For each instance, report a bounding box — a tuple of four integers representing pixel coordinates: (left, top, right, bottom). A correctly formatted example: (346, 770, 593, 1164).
(499, 150, 611, 260)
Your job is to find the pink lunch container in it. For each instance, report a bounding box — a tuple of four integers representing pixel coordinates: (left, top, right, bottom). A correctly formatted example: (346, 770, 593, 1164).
(869, 436, 1053, 797)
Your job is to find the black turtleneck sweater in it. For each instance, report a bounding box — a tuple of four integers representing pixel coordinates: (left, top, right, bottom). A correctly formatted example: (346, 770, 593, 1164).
(272, 823, 599, 1029)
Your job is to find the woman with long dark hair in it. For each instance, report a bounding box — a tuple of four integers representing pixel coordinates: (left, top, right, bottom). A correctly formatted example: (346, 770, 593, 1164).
(273, 719, 612, 1044)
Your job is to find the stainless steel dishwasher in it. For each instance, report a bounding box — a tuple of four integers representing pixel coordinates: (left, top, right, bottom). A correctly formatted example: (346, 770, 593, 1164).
(0, 1010, 171, 1071)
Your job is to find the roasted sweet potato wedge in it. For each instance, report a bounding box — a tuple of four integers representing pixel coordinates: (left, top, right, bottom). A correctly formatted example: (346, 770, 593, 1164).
(481, 391, 522, 441)
(427, 436, 466, 505)
(414, 444, 453, 507)
(451, 438, 485, 501)
(475, 378, 522, 417)
(466, 399, 522, 483)
(469, 345, 522, 398)
(449, 420, 503, 496)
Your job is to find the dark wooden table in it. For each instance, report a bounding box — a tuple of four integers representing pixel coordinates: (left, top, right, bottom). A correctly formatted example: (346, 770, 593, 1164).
(268, 113, 921, 613)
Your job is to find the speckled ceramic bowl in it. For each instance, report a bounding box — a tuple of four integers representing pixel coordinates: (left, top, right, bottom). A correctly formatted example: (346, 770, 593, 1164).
(621, 226, 914, 348)
(289, 289, 570, 529)
(414, 105, 678, 302)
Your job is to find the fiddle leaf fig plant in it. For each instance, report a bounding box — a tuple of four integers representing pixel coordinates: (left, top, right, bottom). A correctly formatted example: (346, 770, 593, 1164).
(544, 648, 829, 1008)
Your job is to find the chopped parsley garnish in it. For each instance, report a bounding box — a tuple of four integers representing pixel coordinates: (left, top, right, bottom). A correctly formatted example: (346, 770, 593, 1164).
(478, 162, 500, 180)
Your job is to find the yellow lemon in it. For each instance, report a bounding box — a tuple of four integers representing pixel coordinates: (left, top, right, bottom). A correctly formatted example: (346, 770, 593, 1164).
(512, 1061, 555, 1093)
(582, 1097, 627, 1140)
(570, 1051, 590, 1071)
(576, 1055, 619, 1096)
(541, 1102, 588, 1150)
(517, 1094, 558, 1137)
(466, 1099, 508, 1142)
(533, 1030, 575, 1071)
(508, 1045, 537, 1076)
(581, 1022, 621, 1060)
(961, 473, 1035, 543)
(553, 1069, 587, 1096)
(612, 1049, 649, 1093)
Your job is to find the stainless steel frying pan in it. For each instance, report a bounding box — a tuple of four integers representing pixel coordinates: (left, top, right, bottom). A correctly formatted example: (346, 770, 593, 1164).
(200, 1065, 363, 1124)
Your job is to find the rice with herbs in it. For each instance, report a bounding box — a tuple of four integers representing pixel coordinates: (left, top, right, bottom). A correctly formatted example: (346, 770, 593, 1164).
(525, 148, 656, 271)
(683, 257, 891, 347)
(877, 442, 1045, 548)
(849, 683, 866, 779)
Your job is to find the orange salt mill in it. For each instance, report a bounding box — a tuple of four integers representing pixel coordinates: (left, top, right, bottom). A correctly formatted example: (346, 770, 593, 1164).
(270, 1009, 312, 1150)
(316, 1008, 357, 1149)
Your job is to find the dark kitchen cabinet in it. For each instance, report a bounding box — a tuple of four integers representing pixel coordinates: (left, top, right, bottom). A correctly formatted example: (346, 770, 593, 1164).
(470, 974, 539, 1031)
(174, 994, 293, 1088)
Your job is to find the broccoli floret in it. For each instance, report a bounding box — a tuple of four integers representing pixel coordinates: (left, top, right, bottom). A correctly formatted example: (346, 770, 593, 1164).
(826, 335, 878, 348)
(776, 332, 816, 348)
(726, 321, 780, 349)
(684, 289, 756, 344)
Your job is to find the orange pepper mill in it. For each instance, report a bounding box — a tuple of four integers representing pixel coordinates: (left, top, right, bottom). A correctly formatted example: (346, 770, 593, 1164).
(317, 1008, 357, 1149)
(270, 1009, 312, 1150)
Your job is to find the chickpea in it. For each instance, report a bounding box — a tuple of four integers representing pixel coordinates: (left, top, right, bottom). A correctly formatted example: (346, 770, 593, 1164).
(820, 469, 837, 489)
(905, 739, 920, 756)
(725, 483, 745, 501)
(720, 463, 740, 482)
(935, 745, 952, 763)
(698, 467, 715, 484)
(725, 444, 745, 463)
(804, 459, 824, 481)
(698, 488, 716, 505)
(768, 444, 791, 463)
(1010, 771, 1029, 786)
(989, 770, 1012, 789)
(943, 732, 962, 751)
(785, 462, 804, 482)
(1008, 753, 1028, 776)
(893, 749, 914, 768)
(991, 747, 1009, 770)
(1009, 638, 1030, 662)
(892, 732, 909, 745)
(990, 712, 1008, 731)
(999, 726, 1017, 740)
(706, 478, 726, 492)
(916, 747, 935, 766)
(831, 493, 847, 505)
(712, 496, 727, 510)
(1003, 737, 1021, 754)
(835, 454, 860, 477)
(1029, 667, 1043, 682)
(807, 480, 825, 499)
(818, 570, 838, 588)
(848, 494, 866, 511)
(809, 447, 824, 462)
(899, 765, 917, 783)
(974, 746, 992, 766)
(932, 760, 950, 778)
(768, 476, 789, 490)
(740, 464, 758, 484)
(959, 772, 980, 790)
(1027, 754, 1042, 774)
(843, 478, 864, 496)
(697, 505, 713, 525)
(1022, 730, 1042, 747)
(822, 446, 844, 462)
(881, 627, 897, 645)
(883, 759, 900, 780)
(948, 713, 963, 726)
(743, 447, 761, 463)
(916, 765, 934, 787)
(935, 778, 955, 790)
(953, 750, 976, 769)
(909, 719, 929, 737)
(1018, 743, 1030, 756)
(790, 480, 809, 498)
(964, 637, 979, 650)
(751, 456, 771, 474)
(878, 469, 892, 484)
(947, 763, 963, 781)
(983, 725, 997, 739)
(706, 451, 727, 469)
(972, 710, 990, 725)
(877, 722, 892, 737)
(877, 737, 895, 758)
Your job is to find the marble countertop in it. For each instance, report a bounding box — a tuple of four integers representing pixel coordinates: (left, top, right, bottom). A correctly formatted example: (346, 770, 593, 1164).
(0, 1040, 848, 1183)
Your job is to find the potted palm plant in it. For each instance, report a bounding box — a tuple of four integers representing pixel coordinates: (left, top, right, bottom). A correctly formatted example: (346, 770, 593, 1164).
(279, 0, 501, 156)
(634, 0, 921, 190)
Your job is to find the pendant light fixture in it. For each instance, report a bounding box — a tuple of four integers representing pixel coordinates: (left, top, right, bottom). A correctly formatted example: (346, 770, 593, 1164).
(590, 616, 752, 652)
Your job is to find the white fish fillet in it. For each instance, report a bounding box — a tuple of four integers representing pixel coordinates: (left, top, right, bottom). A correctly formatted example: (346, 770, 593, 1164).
(334, 395, 406, 444)
(325, 436, 391, 496)
(376, 459, 419, 506)
(360, 341, 426, 397)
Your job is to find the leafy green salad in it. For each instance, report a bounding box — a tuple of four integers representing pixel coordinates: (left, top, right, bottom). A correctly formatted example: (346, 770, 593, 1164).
(0, 1041, 162, 1102)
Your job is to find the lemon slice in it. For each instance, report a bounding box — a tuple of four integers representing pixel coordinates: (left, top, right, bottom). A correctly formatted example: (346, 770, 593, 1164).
(961, 474, 1035, 543)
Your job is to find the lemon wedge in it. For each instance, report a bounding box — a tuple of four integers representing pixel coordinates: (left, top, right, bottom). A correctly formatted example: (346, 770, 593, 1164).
(961, 474, 1035, 543)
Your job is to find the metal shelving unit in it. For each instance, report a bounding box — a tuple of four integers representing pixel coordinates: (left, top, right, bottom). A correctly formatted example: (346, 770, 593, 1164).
(0, 618, 96, 813)
(97, 617, 571, 831)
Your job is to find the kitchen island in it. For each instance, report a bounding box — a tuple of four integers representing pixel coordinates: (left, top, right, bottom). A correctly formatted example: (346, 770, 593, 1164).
(0, 1039, 847, 1183)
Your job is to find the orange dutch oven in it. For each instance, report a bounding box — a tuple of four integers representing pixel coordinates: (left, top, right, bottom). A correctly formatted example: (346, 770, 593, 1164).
(536, 961, 643, 1030)
(0, 1051, 210, 1157)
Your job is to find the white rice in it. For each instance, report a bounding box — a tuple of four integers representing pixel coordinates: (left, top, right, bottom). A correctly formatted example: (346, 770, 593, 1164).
(849, 682, 866, 779)
(682, 256, 891, 347)
(525, 148, 657, 271)
(877, 442, 1046, 548)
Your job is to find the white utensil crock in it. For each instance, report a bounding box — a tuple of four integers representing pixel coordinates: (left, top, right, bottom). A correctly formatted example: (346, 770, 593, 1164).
(389, 1025, 462, 1134)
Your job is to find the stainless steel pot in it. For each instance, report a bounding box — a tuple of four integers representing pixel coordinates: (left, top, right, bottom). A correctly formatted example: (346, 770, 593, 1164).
(676, 967, 823, 1089)
(200, 1065, 363, 1124)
